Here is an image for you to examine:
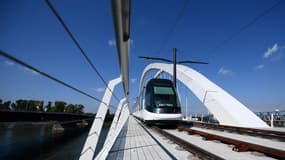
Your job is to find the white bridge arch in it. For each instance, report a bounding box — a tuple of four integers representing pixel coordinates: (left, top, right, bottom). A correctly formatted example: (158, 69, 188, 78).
(139, 63, 268, 128)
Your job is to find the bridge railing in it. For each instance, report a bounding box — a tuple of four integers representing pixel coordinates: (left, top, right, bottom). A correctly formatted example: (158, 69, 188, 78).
(255, 111, 285, 127)
(79, 77, 126, 160)
(94, 102, 130, 160)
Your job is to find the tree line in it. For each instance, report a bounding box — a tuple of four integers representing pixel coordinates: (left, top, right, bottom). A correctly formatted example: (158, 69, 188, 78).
(0, 99, 85, 114)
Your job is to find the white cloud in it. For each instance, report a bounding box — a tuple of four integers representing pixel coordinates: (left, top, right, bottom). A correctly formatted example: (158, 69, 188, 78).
(255, 64, 264, 70)
(218, 67, 233, 75)
(24, 67, 39, 75)
(270, 51, 283, 61)
(108, 39, 116, 47)
(263, 43, 280, 59)
(32, 71, 39, 75)
(5, 60, 14, 66)
(131, 78, 136, 84)
(94, 87, 105, 93)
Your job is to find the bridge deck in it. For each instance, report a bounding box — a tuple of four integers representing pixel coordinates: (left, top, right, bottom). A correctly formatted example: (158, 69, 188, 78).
(106, 116, 174, 160)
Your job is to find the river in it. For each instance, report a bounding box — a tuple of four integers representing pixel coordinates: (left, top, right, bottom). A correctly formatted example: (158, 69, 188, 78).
(0, 122, 109, 160)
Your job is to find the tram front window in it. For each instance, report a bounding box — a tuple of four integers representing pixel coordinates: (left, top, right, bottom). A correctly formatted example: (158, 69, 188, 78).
(153, 86, 177, 107)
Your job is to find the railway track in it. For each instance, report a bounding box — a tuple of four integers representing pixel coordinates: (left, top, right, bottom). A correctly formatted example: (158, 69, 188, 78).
(151, 126, 224, 160)
(177, 126, 285, 159)
(146, 123, 285, 160)
(182, 121, 285, 142)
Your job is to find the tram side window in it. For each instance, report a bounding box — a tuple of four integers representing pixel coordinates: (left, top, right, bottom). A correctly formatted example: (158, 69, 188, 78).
(139, 95, 142, 110)
(145, 92, 150, 107)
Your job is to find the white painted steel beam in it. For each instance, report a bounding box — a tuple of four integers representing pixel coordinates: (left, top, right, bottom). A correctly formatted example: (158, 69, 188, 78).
(139, 63, 268, 128)
(111, 0, 130, 98)
(154, 69, 164, 79)
(103, 98, 126, 146)
(79, 77, 122, 160)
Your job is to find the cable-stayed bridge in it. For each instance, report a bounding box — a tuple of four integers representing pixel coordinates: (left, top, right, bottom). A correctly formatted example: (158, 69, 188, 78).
(1, 0, 285, 159)
(79, 1, 284, 159)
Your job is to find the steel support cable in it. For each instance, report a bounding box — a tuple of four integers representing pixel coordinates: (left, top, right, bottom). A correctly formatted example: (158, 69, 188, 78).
(158, 0, 190, 54)
(211, 0, 283, 52)
(0, 50, 118, 110)
(45, 0, 120, 102)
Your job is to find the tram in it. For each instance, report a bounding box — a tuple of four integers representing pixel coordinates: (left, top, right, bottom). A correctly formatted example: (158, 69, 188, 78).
(133, 79, 182, 125)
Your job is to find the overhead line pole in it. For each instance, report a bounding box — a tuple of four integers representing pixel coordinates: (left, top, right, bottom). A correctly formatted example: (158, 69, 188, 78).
(173, 48, 177, 88)
(139, 48, 208, 88)
(186, 96, 188, 120)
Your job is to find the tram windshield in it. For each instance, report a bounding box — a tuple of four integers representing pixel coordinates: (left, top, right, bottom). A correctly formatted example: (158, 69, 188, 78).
(153, 86, 179, 107)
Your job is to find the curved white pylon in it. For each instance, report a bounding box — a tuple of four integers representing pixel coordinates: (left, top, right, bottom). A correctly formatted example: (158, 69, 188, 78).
(140, 63, 268, 128)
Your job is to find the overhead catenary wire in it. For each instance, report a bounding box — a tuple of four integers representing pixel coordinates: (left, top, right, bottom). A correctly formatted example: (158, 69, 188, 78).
(158, 0, 190, 54)
(157, 0, 282, 58)
(211, 0, 283, 52)
(0, 50, 118, 110)
(45, 0, 120, 102)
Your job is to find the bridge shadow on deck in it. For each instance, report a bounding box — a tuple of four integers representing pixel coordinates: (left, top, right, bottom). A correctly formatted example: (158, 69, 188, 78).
(106, 119, 128, 159)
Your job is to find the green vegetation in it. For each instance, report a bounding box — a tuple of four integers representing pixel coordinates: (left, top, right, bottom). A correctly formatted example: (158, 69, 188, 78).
(0, 99, 85, 114)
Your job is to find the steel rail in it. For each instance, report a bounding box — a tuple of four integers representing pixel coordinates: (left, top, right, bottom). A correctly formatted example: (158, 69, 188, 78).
(151, 126, 224, 160)
(178, 127, 285, 159)
(182, 121, 285, 141)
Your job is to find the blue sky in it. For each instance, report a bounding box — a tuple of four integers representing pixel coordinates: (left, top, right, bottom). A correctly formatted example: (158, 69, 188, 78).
(0, 0, 284, 114)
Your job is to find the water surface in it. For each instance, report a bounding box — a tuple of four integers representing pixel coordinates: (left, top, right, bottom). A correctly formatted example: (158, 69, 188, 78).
(0, 122, 109, 160)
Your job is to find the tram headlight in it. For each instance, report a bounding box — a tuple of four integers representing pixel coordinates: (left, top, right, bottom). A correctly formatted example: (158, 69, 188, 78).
(154, 108, 161, 113)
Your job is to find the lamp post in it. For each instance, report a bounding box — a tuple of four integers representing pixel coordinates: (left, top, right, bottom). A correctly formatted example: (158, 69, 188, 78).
(139, 48, 208, 88)
(173, 48, 177, 88)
